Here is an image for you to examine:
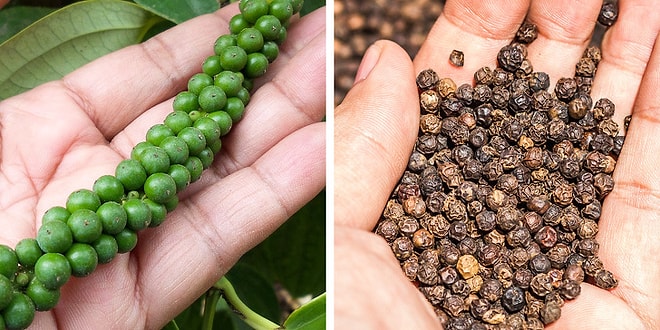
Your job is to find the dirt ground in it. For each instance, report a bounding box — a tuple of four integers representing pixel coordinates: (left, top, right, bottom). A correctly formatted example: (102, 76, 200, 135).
(333, 1, 607, 107)
(333, 0, 444, 107)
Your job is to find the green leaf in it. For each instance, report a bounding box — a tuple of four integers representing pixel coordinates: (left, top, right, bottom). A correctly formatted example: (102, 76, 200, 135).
(133, 0, 219, 24)
(225, 263, 281, 325)
(0, 0, 158, 100)
(240, 190, 326, 298)
(300, 0, 325, 16)
(0, 6, 55, 44)
(283, 293, 326, 330)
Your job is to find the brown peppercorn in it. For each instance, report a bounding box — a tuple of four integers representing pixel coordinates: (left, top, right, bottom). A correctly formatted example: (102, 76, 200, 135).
(473, 84, 493, 104)
(376, 219, 399, 242)
(402, 255, 419, 281)
(443, 294, 466, 317)
(416, 68, 439, 90)
(470, 298, 491, 320)
(534, 226, 558, 249)
(563, 263, 585, 283)
(443, 196, 467, 222)
(577, 219, 599, 239)
(448, 221, 468, 241)
(449, 50, 465, 67)
(540, 301, 562, 325)
(577, 238, 599, 257)
(482, 307, 507, 325)
(477, 243, 501, 267)
(496, 206, 523, 232)
(593, 269, 618, 289)
(479, 279, 503, 302)
(397, 216, 419, 237)
(412, 228, 435, 249)
(513, 268, 534, 288)
(559, 280, 581, 300)
(439, 266, 460, 286)
(419, 285, 446, 306)
(523, 212, 544, 234)
(575, 58, 597, 77)
(420, 89, 440, 114)
(552, 182, 574, 207)
(547, 243, 571, 268)
(529, 253, 552, 274)
(402, 196, 426, 218)
(501, 286, 526, 313)
(486, 189, 508, 211)
(474, 66, 493, 85)
(530, 273, 553, 297)
(438, 77, 457, 98)
(456, 254, 480, 279)
(419, 249, 440, 267)
(582, 256, 605, 277)
(515, 21, 538, 44)
(417, 263, 439, 285)
(391, 236, 414, 260)
(475, 210, 497, 232)
(451, 279, 471, 296)
(467, 275, 484, 293)
(407, 151, 427, 172)
(441, 244, 461, 265)
(506, 227, 532, 248)
(425, 214, 450, 237)
(497, 43, 526, 72)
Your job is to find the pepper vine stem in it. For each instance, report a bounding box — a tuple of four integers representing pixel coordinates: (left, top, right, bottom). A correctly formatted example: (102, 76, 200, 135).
(214, 276, 282, 330)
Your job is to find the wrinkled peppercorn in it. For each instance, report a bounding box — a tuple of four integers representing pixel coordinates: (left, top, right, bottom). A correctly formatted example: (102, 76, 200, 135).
(450, 49, 465, 67)
(376, 38, 622, 327)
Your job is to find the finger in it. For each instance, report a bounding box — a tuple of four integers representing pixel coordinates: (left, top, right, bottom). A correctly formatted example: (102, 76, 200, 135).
(59, 4, 323, 139)
(53, 122, 325, 328)
(334, 40, 417, 230)
(524, 0, 601, 82)
(413, 0, 529, 82)
(335, 227, 441, 329)
(591, 0, 660, 128)
(597, 34, 660, 326)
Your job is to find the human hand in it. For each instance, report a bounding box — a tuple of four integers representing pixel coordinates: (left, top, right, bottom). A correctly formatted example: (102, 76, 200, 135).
(0, 4, 325, 329)
(335, 0, 659, 328)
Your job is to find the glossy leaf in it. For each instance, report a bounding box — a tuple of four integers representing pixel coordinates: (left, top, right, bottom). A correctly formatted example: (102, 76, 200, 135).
(0, 0, 157, 100)
(240, 190, 326, 298)
(283, 293, 326, 330)
(133, 0, 219, 24)
(0, 6, 54, 44)
(225, 263, 281, 325)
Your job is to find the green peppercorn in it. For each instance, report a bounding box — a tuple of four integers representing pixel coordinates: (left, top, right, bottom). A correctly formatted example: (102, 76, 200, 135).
(35, 253, 71, 290)
(25, 278, 60, 311)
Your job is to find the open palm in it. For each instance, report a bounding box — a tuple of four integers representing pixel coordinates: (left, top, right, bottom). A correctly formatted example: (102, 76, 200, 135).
(335, 0, 659, 328)
(0, 4, 325, 329)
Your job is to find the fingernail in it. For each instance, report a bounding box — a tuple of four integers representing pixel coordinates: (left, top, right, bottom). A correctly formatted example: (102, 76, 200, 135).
(354, 42, 383, 84)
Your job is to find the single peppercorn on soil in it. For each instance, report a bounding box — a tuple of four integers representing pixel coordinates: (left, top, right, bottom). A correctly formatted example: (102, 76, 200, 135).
(374, 14, 625, 329)
(0, 0, 303, 329)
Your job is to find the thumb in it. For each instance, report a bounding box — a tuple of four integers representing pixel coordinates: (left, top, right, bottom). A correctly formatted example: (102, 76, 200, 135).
(335, 40, 419, 230)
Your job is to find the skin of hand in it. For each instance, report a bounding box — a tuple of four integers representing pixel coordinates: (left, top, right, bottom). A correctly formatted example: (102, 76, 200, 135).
(0, 4, 325, 329)
(335, 0, 660, 328)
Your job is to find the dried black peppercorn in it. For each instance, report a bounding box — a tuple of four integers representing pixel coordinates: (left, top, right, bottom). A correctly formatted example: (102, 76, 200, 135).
(515, 22, 538, 44)
(450, 49, 465, 67)
(497, 43, 527, 72)
(417, 69, 439, 90)
(377, 39, 623, 327)
(502, 286, 526, 313)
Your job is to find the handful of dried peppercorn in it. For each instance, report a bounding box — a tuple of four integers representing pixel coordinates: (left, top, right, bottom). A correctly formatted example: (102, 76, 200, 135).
(374, 6, 624, 327)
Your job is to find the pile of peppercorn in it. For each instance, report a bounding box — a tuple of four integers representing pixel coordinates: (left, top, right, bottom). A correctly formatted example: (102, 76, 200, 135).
(374, 6, 624, 329)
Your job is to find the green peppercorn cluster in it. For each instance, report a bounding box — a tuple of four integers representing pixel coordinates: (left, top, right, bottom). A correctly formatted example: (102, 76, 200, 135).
(0, 1, 303, 328)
